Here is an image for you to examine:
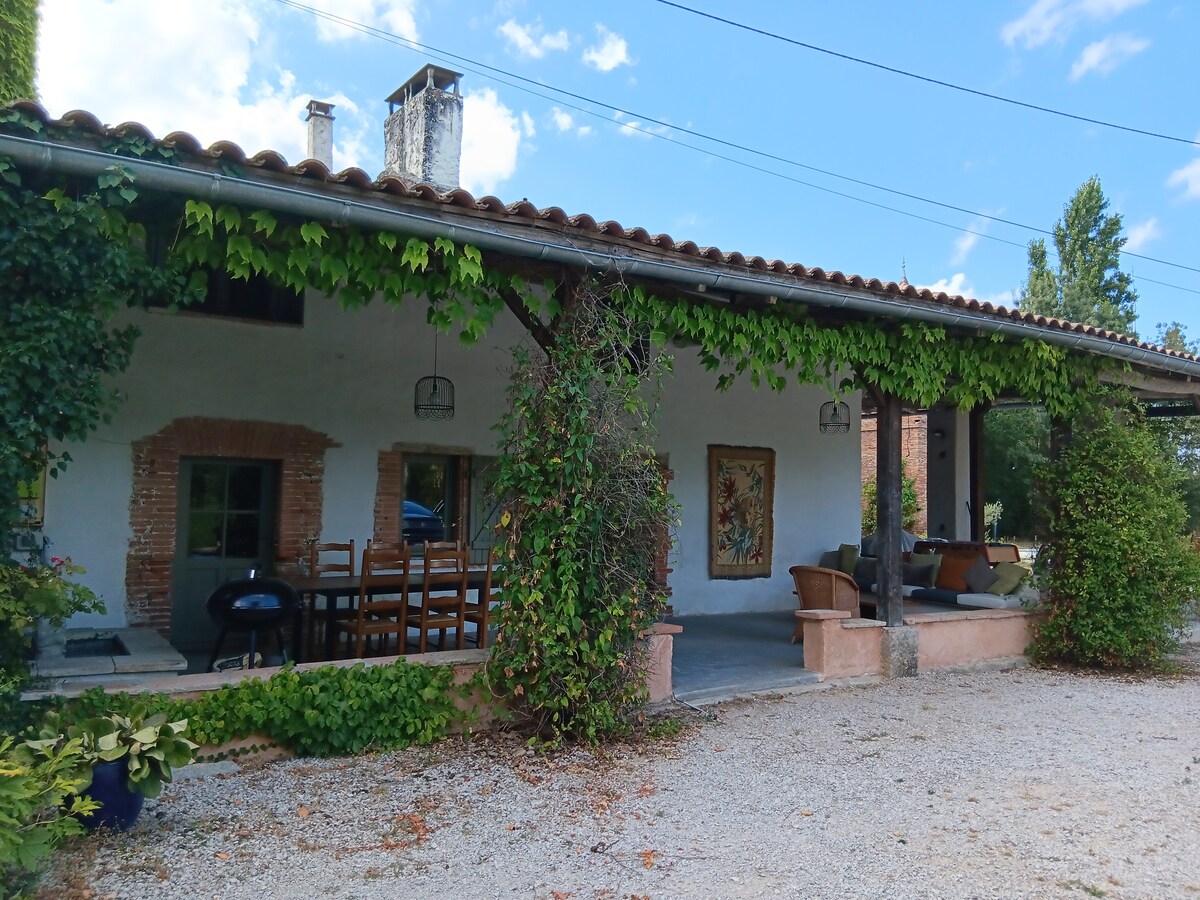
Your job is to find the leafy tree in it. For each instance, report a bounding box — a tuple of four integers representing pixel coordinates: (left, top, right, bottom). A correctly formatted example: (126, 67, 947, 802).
(989, 176, 1139, 540)
(983, 406, 1049, 540)
(0, 160, 181, 543)
(1148, 321, 1200, 531)
(487, 282, 677, 745)
(0, 0, 37, 104)
(1021, 176, 1138, 336)
(861, 463, 921, 534)
(1031, 395, 1200, 668)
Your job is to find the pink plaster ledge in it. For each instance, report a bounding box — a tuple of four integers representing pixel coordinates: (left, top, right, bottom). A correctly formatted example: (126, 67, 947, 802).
(796, 609, 852, 621)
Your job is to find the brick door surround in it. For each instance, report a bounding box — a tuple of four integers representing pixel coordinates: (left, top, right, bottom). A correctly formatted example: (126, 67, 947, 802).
(126, 417, 337, 634)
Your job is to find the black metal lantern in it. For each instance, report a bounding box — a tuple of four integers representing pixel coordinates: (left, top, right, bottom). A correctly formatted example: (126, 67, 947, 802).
(414, 334, 455, 419)
(819, 400, 850, 434)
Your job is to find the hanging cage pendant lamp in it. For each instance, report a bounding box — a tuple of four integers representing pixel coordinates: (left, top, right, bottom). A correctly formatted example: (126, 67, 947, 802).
(414, 333, 455, 419)
(819, 400, 850, 434)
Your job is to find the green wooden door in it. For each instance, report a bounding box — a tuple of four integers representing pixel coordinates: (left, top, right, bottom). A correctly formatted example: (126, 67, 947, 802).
(171, 459, 278, 651)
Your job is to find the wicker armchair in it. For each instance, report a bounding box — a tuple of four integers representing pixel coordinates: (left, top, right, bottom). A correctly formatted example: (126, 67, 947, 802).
(788, 565, 861, 644)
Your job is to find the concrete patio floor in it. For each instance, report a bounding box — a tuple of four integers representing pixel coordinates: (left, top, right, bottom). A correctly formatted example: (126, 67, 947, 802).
(666, 600, 993, 704)
(666, 611, 822, 704)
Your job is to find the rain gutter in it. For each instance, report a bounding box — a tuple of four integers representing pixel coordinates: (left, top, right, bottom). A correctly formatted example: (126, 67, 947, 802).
(5, 131, 1199, 381)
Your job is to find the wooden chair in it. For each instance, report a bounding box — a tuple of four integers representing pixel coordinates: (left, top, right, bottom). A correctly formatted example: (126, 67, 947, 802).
(304, 540, 355, 660)
(462, 550, 496, 649)
(335, 543, 411, 659)
(788, 565, 861, 644)
(406, 542, 468, 654)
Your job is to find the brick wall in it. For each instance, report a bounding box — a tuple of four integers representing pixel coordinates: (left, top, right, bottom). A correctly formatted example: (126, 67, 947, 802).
(126, 417, 337, 635)
(860, 413, 928, 535)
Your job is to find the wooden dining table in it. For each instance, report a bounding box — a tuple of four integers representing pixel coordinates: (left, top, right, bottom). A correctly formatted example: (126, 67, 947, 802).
(285, 566, 491, 662)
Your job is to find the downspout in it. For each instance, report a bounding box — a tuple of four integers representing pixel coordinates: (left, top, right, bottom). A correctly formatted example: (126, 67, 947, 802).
(4, 131, 1199, 380)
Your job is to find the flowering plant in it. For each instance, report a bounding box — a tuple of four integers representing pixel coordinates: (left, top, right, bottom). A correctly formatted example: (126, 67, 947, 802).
(0, 555, 103, 674)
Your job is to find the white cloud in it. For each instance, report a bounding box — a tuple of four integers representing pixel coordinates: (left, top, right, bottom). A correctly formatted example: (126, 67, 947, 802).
(952, 232, 980, 265)
(1069, 33, 1149, 79)
(548, 107, 593, 138)
(918, 274, 1016, 307)
(613, 110, 670, 139)
(582, 24, 632, 72)
(951, 214, 998, 264)
(461, 88, 523, 196)
(520, 111, 536, 137)
(550, 108, 575, 132)
(1124, 216, 1161, 251)
(304, 0, 418, 42)
(39, 1, 286, 153)
(1167, 158, 1200, 201)
(1001, 0, 1149, 49)
(497, 18, 569, 59)
(921, 273, 974, 297)
(37, 0, 381, 172)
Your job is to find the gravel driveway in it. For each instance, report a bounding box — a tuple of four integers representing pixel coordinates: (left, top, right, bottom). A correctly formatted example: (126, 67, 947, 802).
(40, 653, 1200, 900)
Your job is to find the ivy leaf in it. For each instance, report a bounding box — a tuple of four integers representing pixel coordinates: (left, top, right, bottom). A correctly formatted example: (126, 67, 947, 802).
(402, 238, 430, 272)
(248, 210, 277, 237)
(299, 221, 328, 246)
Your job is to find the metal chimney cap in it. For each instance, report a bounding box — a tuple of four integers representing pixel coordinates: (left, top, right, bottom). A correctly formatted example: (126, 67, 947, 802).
(386, 65, 463, 109)
(305, 100, 336, 120)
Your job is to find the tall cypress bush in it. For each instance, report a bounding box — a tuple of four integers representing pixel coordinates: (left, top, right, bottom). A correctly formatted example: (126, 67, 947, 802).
(1032, 397, 1200, 667)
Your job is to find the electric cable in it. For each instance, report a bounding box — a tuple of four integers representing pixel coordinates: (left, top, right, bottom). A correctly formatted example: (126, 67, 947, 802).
(653, 0, 1200, 149)
(270, 0, 1200, 296)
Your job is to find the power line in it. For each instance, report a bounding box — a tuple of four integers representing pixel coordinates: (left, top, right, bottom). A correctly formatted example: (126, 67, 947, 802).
(271, 0, 1200, 296)
(653, 0, 1200, 150)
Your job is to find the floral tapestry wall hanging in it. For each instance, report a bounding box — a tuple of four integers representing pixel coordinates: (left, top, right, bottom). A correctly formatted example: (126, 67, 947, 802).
(708, 445, 775, 579)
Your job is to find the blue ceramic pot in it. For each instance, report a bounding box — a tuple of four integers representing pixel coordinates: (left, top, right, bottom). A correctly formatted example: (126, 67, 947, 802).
(79, 759, 144, 831)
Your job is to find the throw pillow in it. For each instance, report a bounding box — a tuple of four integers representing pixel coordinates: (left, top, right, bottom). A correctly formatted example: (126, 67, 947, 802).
(838, 543, 860, 576)
(909, 550, 943, 586)
(901, 560, 937, 588)
(988, 561, 1029, 595)
(819, 550, 841, 570)
(963, 555, 1000, 594)
(853, 556, 877, 584)
(936, 554, 976, 591)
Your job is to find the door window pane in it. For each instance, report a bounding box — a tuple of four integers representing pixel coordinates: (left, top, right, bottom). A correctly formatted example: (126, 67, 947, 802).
(187, 513, 224, 556)
(227, 465, 263, 511)
(188, 464, 226, 511)
(224, 514, 260, 558)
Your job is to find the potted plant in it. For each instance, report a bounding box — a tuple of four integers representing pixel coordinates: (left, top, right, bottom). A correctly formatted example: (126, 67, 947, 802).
(33, 710, 198, 831)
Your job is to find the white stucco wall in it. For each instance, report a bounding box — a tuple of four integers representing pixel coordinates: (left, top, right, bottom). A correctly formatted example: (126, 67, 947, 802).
(42, 290, 862, 627)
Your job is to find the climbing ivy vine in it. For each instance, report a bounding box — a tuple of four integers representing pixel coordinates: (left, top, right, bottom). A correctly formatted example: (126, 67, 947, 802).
(1, 101, 1125, 739)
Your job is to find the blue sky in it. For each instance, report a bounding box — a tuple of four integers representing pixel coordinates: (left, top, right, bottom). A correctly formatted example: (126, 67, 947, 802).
(35, 0, 1200, 340)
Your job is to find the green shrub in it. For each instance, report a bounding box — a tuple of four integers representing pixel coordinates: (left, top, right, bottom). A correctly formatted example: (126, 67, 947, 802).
(487, 284, 677, 746)
(47, 659, 466, 758)
(0, 735, 97, 898)
(1031, 398, 1200, 667)
(862, 461, 921, 534)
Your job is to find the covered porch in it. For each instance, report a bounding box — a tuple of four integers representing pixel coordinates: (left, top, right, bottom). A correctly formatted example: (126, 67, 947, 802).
(668, 603, 1033, 704)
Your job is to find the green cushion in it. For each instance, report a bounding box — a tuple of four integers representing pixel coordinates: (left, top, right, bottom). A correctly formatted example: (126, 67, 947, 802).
(838, 543, 860, 576)
(908, 550, 942, 586)
(988, 561, 1029, 595)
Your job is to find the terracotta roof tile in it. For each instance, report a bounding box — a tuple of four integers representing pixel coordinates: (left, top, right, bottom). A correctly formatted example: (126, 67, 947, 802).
(4, 103, 1195, 365)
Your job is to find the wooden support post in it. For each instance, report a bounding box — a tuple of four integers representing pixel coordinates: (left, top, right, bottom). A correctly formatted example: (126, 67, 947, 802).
(968, 405, 987, 542)
(875, 389, 904, 628)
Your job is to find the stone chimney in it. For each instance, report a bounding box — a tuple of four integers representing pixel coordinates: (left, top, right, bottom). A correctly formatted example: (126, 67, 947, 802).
(384, 65, 463, 190)
(305, 100, 335, 169)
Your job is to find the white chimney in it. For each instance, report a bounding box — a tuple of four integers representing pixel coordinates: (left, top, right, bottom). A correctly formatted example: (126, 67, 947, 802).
(305, 100, 335, 169)
(384, 65, 463, 190)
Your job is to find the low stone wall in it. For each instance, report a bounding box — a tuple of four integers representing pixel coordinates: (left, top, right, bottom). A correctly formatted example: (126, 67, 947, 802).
(25, 629, 683, 763)
(795, 607, 1032, 679)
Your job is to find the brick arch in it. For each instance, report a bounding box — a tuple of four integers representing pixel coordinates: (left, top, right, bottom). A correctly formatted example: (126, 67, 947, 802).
(126, 417, 338, 633)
